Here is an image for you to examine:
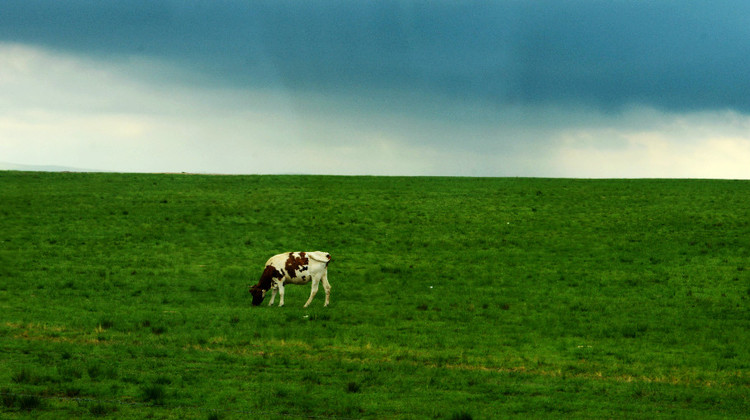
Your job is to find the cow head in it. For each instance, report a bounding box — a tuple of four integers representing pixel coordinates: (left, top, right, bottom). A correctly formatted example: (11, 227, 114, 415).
(249, 285, 266, 306)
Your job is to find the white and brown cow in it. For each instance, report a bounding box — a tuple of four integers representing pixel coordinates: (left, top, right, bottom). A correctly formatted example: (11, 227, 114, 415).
(249, 251, 332, 307)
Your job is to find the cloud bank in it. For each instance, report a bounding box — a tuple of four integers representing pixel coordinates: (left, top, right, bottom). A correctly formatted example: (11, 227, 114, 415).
(1, 1, 749, 178)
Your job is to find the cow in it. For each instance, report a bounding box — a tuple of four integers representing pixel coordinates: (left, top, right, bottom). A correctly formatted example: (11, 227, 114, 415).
(248, 251, 332, 307)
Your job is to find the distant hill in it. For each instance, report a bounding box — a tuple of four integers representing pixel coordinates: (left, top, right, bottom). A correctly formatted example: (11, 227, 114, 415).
(0, 162, 105, 172)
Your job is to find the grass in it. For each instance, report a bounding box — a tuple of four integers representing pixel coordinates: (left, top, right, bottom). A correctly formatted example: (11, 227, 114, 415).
(1, 171, 749, 419)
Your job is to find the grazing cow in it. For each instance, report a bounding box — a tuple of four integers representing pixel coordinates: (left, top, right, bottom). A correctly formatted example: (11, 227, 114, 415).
(248, 251, 332, 307)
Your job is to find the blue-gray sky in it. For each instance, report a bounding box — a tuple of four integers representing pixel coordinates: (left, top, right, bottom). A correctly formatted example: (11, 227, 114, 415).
(2, 1, 749, 177)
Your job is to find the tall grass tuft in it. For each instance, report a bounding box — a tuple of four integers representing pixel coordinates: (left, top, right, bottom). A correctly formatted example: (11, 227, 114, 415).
(449, 412, 472, 420)
(89, 403, 116, 417)
(140, 384, 166, 405)
(346, 381, 361, 393)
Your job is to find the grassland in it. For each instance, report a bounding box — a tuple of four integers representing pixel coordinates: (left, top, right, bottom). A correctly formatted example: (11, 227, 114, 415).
(1, 171, 749, 419)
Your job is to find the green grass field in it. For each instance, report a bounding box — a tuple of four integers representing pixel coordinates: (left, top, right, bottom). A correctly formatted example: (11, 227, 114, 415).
(1, 171, 749, 419)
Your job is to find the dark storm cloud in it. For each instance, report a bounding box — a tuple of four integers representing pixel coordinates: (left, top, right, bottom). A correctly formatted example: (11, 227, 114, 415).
(507, 1, 750, 112)
(2, 0, 749, 113)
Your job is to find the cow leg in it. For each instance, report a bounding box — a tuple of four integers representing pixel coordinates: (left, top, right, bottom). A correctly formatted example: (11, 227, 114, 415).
(321, 270, 331, 307)
(277, 283, 286, 307)
(267, 284, 278, 306)
(303, 276, 320, 308)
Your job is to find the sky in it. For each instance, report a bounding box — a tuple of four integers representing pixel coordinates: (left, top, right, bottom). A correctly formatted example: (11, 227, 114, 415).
(1, 1, 749, 178)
